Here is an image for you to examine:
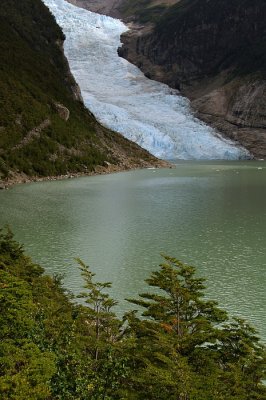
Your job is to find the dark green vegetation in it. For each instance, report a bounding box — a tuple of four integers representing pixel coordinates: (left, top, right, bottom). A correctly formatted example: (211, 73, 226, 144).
(1, 228, 265, 399)
(0, 0, 159, 182)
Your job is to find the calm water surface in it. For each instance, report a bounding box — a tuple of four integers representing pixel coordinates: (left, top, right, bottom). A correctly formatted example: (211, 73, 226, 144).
(0, 161, 265, 339)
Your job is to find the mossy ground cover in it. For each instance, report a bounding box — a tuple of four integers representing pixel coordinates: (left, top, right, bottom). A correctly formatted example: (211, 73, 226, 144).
(0, 0, 110, 178)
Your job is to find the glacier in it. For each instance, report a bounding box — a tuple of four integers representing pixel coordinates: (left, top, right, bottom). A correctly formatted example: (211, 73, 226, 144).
(42, 0, 249, 160)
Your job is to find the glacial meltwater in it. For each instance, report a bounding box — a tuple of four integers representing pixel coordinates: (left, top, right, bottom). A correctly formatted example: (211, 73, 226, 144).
(43, 0, 248, 160)
(0, 162, 265, 340)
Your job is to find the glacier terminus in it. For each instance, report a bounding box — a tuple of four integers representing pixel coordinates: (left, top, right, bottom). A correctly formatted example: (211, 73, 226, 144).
(42, 0, 249, 160)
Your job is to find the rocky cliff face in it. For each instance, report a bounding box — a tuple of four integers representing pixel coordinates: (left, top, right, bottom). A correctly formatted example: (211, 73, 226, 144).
(189, 78, 266, 158)
(117, 0, 266, 158)
(121, 1, 265, 83)
(66, 0, 266, 158)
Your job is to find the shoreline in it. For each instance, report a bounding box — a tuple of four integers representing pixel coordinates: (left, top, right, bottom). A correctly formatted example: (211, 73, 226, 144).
(2, 157, 265, 190)
(0, 159, 172, 190)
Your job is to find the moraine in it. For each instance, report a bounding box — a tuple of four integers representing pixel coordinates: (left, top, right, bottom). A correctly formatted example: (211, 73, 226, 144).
(42, 0, 248, 160)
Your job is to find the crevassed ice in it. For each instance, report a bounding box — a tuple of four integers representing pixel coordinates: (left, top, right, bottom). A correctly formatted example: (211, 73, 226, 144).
(42, 0, 249, 160)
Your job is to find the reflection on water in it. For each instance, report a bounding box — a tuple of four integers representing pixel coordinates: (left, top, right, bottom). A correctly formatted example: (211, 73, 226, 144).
(0, 161, 265, 340)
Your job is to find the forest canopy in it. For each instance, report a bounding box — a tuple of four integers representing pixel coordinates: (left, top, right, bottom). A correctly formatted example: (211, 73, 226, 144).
(0, 228, 265, 399)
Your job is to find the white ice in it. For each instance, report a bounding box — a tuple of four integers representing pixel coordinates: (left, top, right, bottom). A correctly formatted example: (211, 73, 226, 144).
(42, 0, 249, 160)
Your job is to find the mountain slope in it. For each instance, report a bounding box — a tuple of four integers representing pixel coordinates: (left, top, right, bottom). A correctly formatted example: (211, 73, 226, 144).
(115, 0, 266, 158)
(0, 0, 164, 185)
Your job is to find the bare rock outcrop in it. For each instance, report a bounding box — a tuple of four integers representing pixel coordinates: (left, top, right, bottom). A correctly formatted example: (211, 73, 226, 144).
(54, 102, 70, 121)
(12, 119, 51, 150)
(118, 0, 266, 158)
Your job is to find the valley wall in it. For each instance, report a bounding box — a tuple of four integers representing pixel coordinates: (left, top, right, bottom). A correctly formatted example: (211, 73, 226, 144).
(68, 0, 266, 158)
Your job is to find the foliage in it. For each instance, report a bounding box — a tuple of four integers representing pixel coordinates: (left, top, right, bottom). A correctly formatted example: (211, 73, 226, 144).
(0, 228, 265, 399)
(77, 259, 121, 358)
(123, 256, 266, 399)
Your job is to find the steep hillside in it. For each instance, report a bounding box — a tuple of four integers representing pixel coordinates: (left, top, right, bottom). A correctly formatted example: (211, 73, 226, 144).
(118, 0, 179, 23)
(66, 0, 178, 21)
(115, 0, 266, 158)
(67, 0, 124, 17)
(0, 0, 164, 186)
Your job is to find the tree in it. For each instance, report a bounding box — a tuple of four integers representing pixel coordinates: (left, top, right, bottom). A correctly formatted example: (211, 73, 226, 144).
(77, 259, 128, 399)
(0, 230, 56, 400)
(128, 255, 227, 352)
(123, 255, 266, 400)
(0, 229, 265, 400)
(0, 340, 55, 400)
(77, 259, 121, 360)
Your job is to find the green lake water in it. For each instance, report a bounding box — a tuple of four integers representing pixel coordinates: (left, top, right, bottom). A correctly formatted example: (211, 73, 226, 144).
(0, 161, 265, 340)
